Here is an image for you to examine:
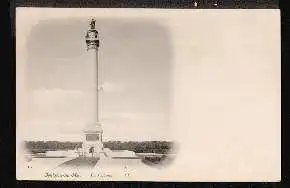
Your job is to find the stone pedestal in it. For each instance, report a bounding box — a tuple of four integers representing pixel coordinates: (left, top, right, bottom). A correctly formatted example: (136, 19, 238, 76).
(82, 123, 103, 157)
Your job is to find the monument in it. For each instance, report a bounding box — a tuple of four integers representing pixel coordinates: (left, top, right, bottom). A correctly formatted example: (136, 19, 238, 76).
(80, 19, 142, 160)
(81, 19, 104, 157)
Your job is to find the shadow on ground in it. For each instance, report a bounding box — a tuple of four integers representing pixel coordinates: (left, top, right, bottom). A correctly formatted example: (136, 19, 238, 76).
(58, 156, 99, 169)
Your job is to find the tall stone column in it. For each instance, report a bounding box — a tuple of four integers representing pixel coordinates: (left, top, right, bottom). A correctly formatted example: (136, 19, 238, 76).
(82, 19, 103, 157)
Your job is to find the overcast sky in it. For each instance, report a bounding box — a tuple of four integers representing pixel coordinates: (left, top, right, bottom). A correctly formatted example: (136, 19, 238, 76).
(22, 18, 173, 141)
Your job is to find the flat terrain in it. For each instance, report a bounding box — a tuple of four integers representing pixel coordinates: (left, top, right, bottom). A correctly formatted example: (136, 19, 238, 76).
(23, 154, 175, 172)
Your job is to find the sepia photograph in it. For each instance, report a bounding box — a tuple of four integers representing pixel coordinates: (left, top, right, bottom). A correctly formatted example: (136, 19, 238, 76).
(16, 8, 280, 181)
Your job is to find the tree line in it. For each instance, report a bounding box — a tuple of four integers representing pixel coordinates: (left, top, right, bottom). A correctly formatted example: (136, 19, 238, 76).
(24, 141, 174, 154)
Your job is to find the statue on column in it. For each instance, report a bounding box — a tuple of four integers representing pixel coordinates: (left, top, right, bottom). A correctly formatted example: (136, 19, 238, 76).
(90, 19, 96, 30)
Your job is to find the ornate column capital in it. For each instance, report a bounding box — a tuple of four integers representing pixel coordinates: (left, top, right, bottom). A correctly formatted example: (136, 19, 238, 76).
(86, 19, 99, 50)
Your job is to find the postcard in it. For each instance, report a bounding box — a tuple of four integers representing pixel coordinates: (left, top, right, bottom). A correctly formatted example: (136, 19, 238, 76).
(16, 8, 281, 181)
